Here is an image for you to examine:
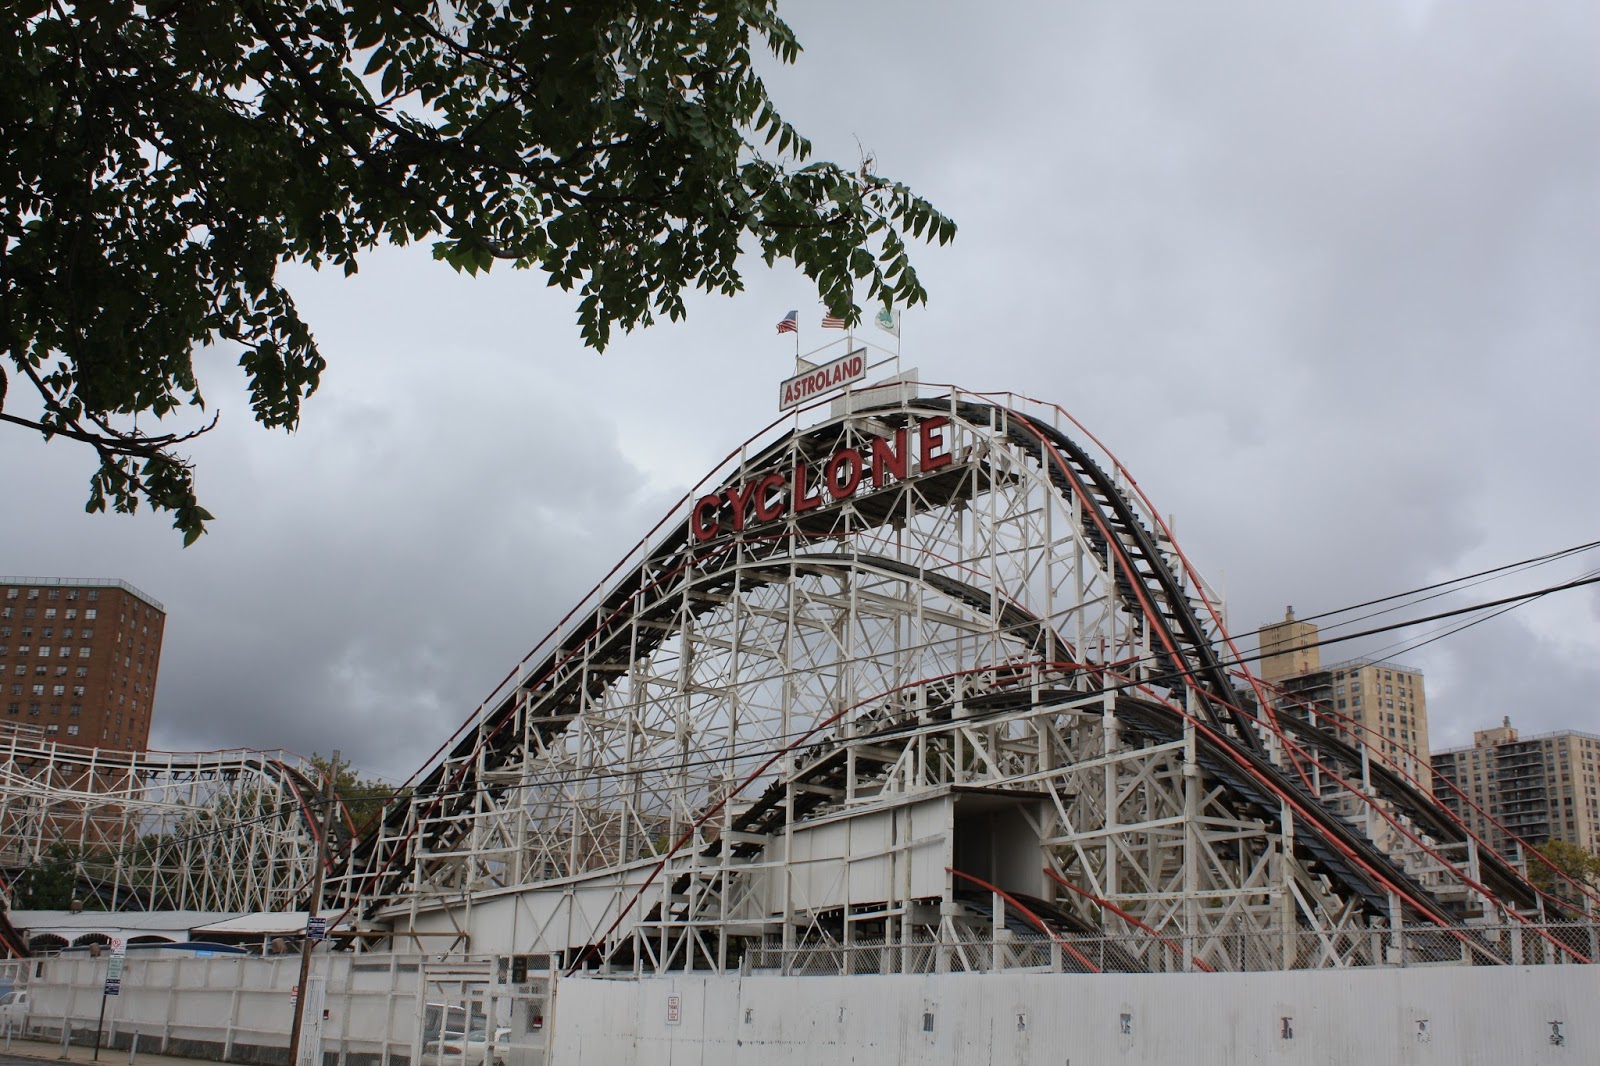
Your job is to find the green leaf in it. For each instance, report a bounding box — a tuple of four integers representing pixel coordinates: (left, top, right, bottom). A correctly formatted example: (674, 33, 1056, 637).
(1, 0, 953, 542)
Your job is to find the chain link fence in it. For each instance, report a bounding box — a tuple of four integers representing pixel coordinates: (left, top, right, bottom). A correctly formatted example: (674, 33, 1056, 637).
(746, 920, 1600, 976)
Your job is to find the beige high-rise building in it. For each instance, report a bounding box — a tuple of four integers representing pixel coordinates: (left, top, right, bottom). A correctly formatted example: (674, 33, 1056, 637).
(1258, 606, 1322, 683)
(1431, 719, 1600, 858)
(1256, 608, 1433, 792)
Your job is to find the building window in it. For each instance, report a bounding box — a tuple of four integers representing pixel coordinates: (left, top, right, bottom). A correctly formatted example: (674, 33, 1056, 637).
(66, 724, 79, 736)
(74, 666, 87, 677)
(30, 685, 43, 696)
(46, 724, 58, 734)
(43, 608, 56, 620)
(69, 705, 81, 716)
(51, 685, 64, 697)
(3, 589, 14, 600)
(81, 628, 93, 640)
(84, 608, 97, 620)
(79, 647, 91, 658)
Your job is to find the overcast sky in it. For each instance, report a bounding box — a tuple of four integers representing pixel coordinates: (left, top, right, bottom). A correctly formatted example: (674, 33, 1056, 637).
(3, 1, 1596, 780)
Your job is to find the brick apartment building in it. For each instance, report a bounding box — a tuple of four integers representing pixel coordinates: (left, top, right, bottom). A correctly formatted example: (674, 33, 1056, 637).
(0, 577, 164, 750)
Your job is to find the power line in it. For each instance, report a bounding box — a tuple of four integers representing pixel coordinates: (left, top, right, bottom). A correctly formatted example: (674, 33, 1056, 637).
(17, 549, 1600, 882)
(1264, 539, 1600, 632)
(208, 565, 1600, 850)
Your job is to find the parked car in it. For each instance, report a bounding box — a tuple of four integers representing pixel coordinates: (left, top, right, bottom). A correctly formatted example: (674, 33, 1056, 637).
(0, 990, 28, 1032)
(420, 1026, 509, 1066)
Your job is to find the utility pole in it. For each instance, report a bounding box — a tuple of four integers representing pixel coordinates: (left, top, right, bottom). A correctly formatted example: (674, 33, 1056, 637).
(287, 750, 339, 1066)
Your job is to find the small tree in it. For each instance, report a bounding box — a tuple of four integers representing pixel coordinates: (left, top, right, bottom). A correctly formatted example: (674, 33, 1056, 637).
(11, 844, 83, 910)
(310, 754, 407, 840)
(1529, 839, 1600, 903)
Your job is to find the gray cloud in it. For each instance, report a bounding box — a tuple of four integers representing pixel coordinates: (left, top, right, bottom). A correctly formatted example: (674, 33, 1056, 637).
(2, 1, 1595, 776)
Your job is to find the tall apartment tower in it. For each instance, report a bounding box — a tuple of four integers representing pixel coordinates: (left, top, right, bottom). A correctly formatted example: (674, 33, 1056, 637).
(1256, 607, 1434, 792)
(1431, 719, 1600, 857)
(0, 578, 164, 751)
(1258, 606, 1322, 683)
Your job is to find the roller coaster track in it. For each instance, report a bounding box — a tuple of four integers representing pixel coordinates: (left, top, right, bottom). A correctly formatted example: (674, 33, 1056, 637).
(0, 738, 343, 915)
(346, 390, 1563, 961)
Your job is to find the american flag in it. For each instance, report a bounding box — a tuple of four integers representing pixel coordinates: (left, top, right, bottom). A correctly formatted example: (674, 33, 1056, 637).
(821, 312, 847, 329)
(776, 310, 799, 334)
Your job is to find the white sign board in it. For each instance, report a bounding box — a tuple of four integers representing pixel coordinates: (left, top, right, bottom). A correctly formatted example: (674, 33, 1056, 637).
(779, 349, 867, 411)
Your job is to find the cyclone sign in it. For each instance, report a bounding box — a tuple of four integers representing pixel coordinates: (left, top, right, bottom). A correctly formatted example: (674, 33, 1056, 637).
(691, 416, 953, 542)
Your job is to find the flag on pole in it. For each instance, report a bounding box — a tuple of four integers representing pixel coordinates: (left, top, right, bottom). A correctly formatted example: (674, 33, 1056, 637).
(776, 310, 799, 334)
(821, 312, 847, 329)
(874, 307, 901, 337)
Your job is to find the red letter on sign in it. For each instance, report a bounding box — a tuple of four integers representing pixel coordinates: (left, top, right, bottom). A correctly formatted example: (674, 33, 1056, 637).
(869, 428, 909, 487)
(752, 473, 787, 523)
(723, 480, 758, 532)
(920, 416, 953, 472)
(691, 495, 722, 541)
(792, 463, 823, 513)
(826, 449, 863, 500)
